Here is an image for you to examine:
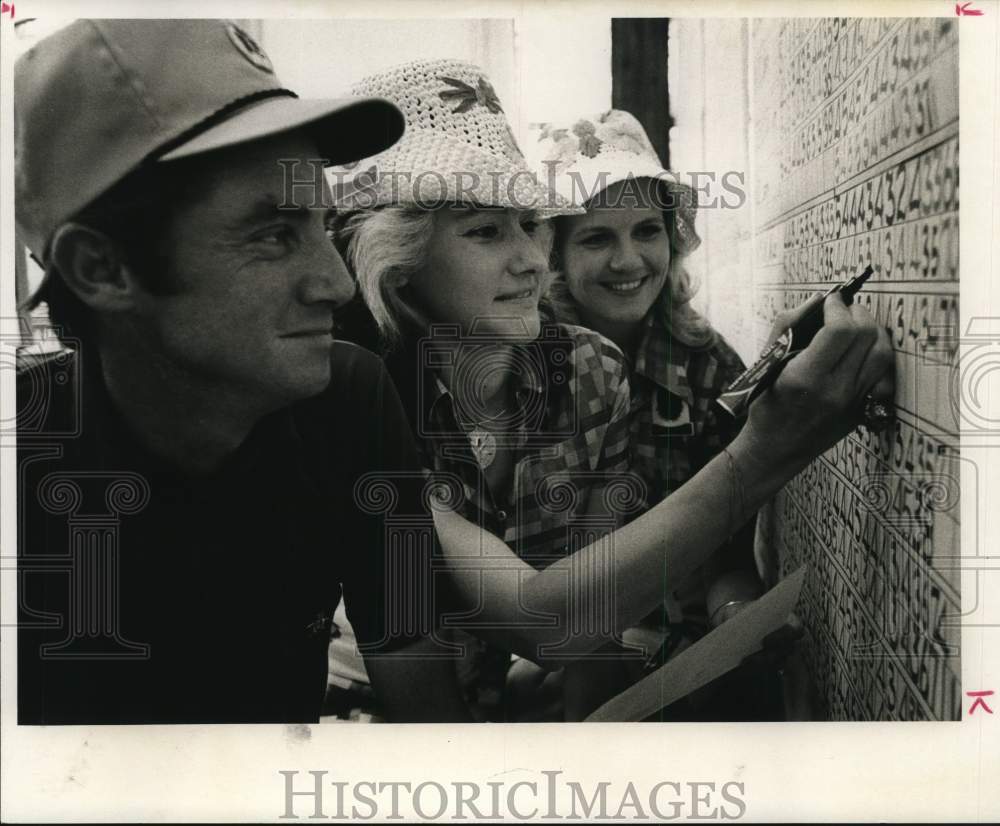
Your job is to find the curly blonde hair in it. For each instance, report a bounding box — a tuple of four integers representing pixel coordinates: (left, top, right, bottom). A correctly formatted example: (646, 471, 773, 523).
(336, 206, 435, 349)
(547, 182, 714, 349)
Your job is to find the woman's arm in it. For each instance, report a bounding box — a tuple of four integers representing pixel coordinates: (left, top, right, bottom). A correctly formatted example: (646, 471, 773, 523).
(433, 294, 895, 662)
(432, 430, 779, 661)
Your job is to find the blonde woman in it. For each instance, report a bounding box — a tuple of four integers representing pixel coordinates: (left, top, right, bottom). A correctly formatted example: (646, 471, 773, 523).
(332, 66, 895, 721)
(530, 110, 780, 718)
(332, 60, 640, 721)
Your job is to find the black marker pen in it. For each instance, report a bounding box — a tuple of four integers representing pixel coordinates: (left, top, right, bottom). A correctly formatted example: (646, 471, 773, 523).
(716, 265, 874, 418)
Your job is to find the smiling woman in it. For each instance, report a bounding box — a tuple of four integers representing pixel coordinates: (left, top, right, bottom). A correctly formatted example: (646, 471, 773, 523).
(536, 110, 780, 719)
(348, 204, 549, 345)
(330, 63, 895, 726)
(332, 59, 642, 721)
(555, 177, 675, 348)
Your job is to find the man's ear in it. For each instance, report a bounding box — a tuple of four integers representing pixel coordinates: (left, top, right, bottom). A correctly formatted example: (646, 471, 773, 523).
(48, 223, 142, 312)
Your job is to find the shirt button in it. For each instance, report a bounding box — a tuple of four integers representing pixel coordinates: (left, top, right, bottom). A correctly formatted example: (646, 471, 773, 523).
(496, 509, 508, 522)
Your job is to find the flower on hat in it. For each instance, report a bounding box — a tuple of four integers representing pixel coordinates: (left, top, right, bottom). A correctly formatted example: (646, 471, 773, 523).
(533, 124, 579, 167)
(536, 124, 568, 143)
(438, 75, 503, 114)
(526, 108, 702, 253)
(571, 120, 602, 159)
(328, 58, 581, 215)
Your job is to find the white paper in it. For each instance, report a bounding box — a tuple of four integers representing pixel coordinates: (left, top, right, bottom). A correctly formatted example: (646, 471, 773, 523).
(587, 566, 807, 722)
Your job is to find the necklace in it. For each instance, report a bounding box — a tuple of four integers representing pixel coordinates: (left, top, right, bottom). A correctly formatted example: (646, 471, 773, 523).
(456, 379, 511, 472)
(467, 426, 497, 470)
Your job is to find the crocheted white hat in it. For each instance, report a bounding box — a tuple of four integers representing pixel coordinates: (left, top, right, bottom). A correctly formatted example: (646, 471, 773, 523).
(526, 109, 700, 254)
(329, 59, 579, 215)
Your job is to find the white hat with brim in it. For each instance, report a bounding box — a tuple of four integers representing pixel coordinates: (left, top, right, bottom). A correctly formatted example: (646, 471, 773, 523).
(328, 58, 581, 216)
(527, 110, 701, 254)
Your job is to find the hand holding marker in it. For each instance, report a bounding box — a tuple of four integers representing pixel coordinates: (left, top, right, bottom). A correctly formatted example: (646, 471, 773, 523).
(717, 266, 875, 418)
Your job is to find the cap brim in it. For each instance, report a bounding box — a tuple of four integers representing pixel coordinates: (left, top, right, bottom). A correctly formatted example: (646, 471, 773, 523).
(159, 96, 405, 166)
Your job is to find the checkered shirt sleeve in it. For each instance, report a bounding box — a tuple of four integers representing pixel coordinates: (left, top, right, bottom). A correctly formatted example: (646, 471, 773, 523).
(509, 325, 636, 563)
(412, 324, 636, 720)
(684, 334, 747, 467)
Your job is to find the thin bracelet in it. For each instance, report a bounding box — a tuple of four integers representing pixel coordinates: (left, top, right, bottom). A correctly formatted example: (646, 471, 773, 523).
(710, 599, 749, 625)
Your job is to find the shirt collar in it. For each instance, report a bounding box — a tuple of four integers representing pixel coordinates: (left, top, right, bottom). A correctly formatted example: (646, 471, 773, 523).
(426, 348, 546, 427)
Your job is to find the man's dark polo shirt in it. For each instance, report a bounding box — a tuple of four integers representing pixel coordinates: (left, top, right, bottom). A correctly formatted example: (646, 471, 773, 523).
(17, 342, 431, 724)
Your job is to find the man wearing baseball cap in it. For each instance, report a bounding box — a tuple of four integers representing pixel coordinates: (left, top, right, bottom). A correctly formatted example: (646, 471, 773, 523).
(16, 19, 468, 723)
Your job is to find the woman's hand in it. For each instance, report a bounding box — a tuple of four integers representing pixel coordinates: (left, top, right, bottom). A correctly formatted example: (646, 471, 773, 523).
(430, 294, 894, 661)
(706, 569, 764, 626)
(734, 293, 895, 477)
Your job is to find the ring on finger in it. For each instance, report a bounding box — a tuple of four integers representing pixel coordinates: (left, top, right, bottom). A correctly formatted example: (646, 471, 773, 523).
(861, 393, 894, 433)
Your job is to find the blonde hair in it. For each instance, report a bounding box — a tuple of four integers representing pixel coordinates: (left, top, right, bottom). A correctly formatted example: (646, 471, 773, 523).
(651, 253, 714, 349)
(547, 183, 714, 349)
(338, 206, 435, 349)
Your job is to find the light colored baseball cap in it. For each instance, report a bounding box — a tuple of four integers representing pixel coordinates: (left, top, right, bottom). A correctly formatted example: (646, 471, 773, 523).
(327, 58, 579, 216)
(527, 109, 700, 254)
(15, 19, 406, 258)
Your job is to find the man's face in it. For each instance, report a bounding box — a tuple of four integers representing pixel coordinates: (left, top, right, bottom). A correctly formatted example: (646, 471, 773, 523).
(131, 132, 354, 408)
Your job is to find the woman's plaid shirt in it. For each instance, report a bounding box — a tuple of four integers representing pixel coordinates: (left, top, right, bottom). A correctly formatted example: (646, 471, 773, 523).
(549, 301, 750, 628)
(626, 307, 750, 634)
(629, 308, 747, 505)
(407, 323, 637, 562)
(385, 322, 636, 720)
